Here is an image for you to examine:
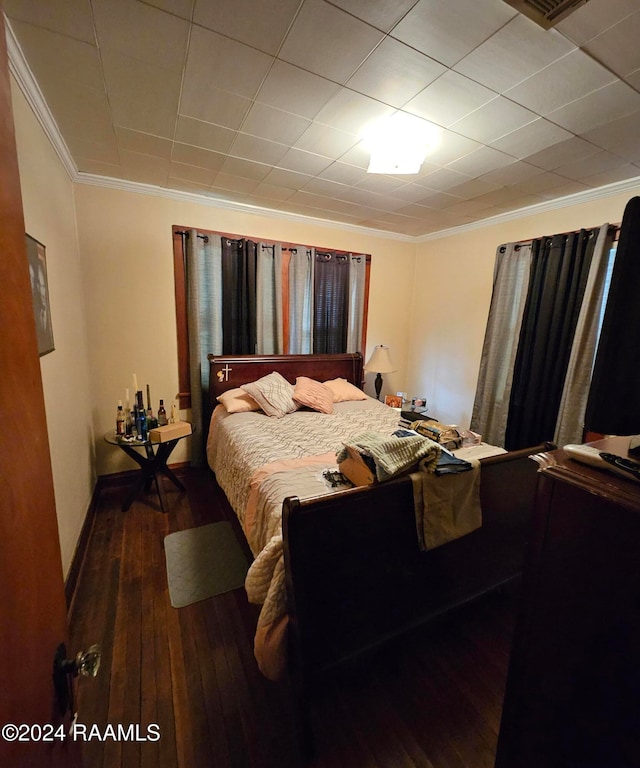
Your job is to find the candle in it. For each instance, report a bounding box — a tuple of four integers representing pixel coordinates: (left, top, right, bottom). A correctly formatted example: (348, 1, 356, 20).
(132, 373, 138, 393)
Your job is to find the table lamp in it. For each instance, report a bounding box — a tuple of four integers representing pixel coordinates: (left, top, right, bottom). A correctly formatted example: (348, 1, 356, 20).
(364, 345, 396, 400)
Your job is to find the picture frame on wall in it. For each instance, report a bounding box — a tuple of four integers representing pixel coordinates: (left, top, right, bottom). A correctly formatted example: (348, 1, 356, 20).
(26, 234, 54, 356)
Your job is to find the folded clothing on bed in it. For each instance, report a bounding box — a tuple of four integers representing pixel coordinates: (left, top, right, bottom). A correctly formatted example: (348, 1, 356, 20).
(336, 430, 441, 482)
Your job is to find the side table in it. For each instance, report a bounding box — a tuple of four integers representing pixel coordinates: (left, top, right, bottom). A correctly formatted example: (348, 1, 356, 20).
(104, 427, 192, 512)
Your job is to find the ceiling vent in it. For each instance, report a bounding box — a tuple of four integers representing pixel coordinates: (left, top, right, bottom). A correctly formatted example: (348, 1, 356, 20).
(503, 0, 592, 29)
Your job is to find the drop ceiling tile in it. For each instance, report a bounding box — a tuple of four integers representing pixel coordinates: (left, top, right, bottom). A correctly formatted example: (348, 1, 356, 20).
(425, 130, 481, 167)
(547, 81, 640, 134)
(354, 174, 406, 194)
(250, 183, 297, 202)
(314, 89, 394, 135)
(491, 119, 572, 159)
(294, 123, 360, 159)
(451, 97, 538, 144)
(581, 111, 640, 162)
(511, 171, 579, 196)
(523, 136, 600, 171)
(169, 162, 218, 186)
(336, 141, 373, 170)
(504, 49, 617, 115)
(211, 172, 262, 194)
(119, 149, 170, 186)
(347, 37, 446, 108)
(143, 0, 194, 20)
(537, 181, 590, 199)
(387, 184, 446, 205)
(582, 12, 640, 79)
(278, 0, 384, 83)
(334, 186, 392, 209)
(3, 0, 96, 43)
(115, 127, 173, 159)
(240, 103, 311, 145)
(554, 150, 633, 181)
(183, 25, 272, 101)
(300, 177, 350, 197)
(101, 54, 182, 137)
(579, 163, 640, 188)
(404, 71, 497, 127)
(276, 148, 334, 175)
(391, 0, 517, 67)
(76, 159, 123, 176)
(255, 60, 341, 120)
(318, 161, 369, 186)
(167, 178, 212, 195)
(67, 136, 120, 166)
(554, 0, 638, 45)
(414, 191, 463, 208)
(453, 14, 575, 93)
(446, 145, 515, 177)
(262, 167, 314, 189)
(171, 143, 227, 171)
(626, 68, 640, 90)
(92, 0, 189, 70)
(8, 21, 103, 91)
(479, 160, 545, 186)
(219, 156, 273, 181)
(180, 88, 252, 131)
(174, 117, 236, 154)
(416, 167, 473, 192)
(229, 133, 289, 165)
(44, 82, 114, 145)
(330, 0, 418, 32)
(445, 178, 501, 199)
(193, 0, 300, 55)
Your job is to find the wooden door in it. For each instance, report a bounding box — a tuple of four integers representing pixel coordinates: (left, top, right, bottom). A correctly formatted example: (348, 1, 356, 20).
(0, 11, 82, 768)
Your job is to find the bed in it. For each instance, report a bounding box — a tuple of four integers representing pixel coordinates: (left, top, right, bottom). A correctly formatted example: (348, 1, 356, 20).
(206, 352, 550, 735)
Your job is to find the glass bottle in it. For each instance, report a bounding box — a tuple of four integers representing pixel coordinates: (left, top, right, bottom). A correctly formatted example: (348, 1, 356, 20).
(157, 399, 168, 426)
(116, 401, 126, 436)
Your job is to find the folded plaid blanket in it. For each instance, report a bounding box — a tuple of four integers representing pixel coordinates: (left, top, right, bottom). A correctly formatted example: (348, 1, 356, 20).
(336, 431, 441, 482)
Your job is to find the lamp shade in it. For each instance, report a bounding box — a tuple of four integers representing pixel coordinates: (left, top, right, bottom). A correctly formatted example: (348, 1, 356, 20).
(364, 345, 396, 374)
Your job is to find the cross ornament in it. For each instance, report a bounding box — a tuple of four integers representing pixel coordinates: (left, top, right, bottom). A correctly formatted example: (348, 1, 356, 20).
(217, 364, 232, 382)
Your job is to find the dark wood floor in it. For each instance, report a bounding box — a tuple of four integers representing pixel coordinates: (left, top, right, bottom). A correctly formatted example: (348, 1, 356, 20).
(68, 466, 518, 768)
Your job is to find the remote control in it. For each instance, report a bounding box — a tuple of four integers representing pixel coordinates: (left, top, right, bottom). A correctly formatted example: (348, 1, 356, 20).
(564, 444, 640, 482)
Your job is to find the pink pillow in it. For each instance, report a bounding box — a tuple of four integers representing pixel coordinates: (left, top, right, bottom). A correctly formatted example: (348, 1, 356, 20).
(293, 377, 334, 414)
(323, 378, 368, 403)
(216, 387, 260, 413)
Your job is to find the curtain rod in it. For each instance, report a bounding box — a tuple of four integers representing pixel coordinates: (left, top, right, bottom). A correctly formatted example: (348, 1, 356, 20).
(174, 230, 209, 243)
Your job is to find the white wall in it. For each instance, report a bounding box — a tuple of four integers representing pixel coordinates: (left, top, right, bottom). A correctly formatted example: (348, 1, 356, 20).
(407, 189, 640, 429)
(73, 185, 417, 475)
(11, 78, 95, 578)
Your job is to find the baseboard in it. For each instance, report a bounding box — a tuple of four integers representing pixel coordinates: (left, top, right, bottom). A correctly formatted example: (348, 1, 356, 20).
(65, 461, 192, 611)
(64, 485, 99, 612)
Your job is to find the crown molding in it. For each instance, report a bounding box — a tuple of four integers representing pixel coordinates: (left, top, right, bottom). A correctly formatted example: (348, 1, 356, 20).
(5, 15, 77, 181)
(6, 13, 640, 245)
(416, 175, 640, 242)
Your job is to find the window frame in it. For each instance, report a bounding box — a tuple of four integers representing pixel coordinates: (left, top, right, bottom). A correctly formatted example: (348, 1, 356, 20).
(172, 225, 371, 408)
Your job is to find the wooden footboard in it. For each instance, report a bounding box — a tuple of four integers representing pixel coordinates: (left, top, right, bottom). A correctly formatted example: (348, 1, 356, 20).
(282, 442, 553, 682)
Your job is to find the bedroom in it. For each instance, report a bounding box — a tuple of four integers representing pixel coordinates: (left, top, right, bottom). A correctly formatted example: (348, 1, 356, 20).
(2, 0, 640, 766)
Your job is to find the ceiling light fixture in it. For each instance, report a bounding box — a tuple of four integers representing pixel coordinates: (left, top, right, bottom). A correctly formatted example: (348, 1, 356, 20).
(363, 113, 441, 175)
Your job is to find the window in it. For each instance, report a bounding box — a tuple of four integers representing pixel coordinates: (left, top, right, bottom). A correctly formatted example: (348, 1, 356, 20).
(172, 226, 371, 406)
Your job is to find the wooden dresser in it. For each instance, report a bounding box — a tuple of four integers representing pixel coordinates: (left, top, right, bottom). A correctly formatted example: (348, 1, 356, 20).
(495, 436, 640, 768)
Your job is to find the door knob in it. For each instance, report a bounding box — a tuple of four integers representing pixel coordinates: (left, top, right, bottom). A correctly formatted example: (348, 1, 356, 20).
(52, 643, 101, 717)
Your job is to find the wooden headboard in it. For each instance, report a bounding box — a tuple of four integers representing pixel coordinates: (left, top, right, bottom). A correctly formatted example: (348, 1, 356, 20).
(207, 353, 364, 409)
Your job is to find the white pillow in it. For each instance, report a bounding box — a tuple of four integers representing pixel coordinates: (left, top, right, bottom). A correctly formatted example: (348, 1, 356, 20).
(241, 371, 298, 418)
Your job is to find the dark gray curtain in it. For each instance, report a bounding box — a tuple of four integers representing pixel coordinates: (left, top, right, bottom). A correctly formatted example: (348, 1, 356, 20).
(313, 252, 349, 354)
(505, 229, 597, 450)
(221, 238, 257, 354)
(586, 196, 640, 435)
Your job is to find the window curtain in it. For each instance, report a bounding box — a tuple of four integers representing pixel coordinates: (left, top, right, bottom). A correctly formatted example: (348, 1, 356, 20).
(313, 251, 349, 354)
(504, 229, 598, 450)
(186, 230, 222, 465)
(586, 196, 640, 435)
(347, 254, 366, 353)
(288, 247, 314, 354)
(221, 238, 257, 354)
(257, 242, 283, 354)
(554, 224, 613, 446)
(470, 242, 533, 446)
